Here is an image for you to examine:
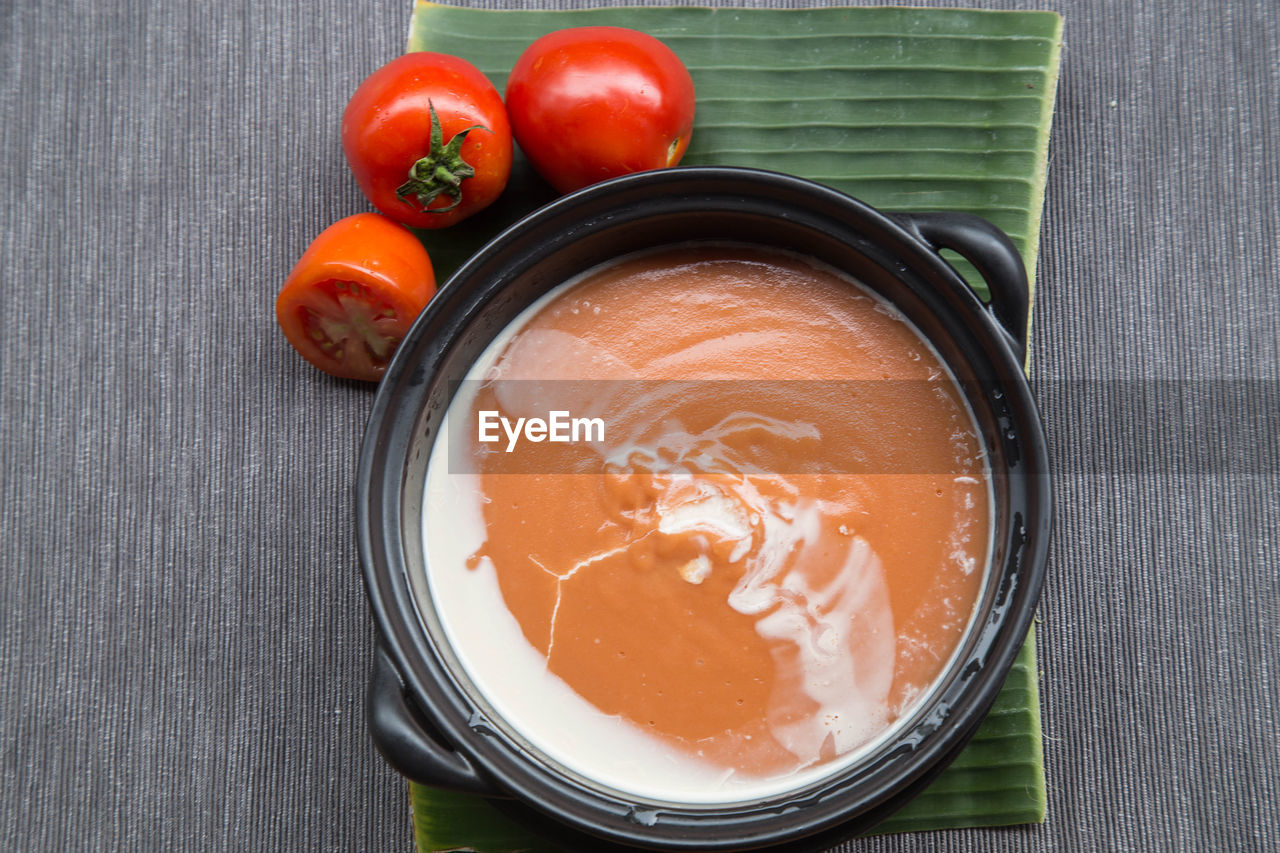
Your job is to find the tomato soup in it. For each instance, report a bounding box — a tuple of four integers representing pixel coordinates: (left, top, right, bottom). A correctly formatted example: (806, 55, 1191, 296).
(422, 246, 991, 803)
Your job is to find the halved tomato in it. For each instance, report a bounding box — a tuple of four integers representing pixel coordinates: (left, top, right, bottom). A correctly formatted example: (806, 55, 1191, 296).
(276, 213, 436, 382)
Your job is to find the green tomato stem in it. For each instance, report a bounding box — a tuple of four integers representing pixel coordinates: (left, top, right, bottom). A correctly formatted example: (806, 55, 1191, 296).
(395, 101, 485, 214)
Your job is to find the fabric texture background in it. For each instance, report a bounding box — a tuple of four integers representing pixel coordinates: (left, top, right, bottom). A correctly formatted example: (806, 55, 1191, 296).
(1, 1, 1276, 851)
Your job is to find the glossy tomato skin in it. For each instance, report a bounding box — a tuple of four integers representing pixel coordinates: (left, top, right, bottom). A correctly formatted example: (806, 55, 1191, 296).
(506, 27, 696, 194)
(342, 52, 512, 229)
(276, 213, 436, 382)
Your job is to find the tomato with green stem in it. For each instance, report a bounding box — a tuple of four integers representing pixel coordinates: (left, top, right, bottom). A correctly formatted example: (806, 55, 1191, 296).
(505, 27, 696, 194)
(276, 213, 435, 382)
(342, 52, 512, 229)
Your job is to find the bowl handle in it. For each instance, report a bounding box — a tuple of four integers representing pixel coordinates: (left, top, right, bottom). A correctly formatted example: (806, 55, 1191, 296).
(367, 640, 495, 796)
(898, 212, 1030, 360)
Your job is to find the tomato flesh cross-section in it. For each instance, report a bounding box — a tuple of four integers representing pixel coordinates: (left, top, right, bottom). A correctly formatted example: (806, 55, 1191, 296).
(299, 279, 403, 371)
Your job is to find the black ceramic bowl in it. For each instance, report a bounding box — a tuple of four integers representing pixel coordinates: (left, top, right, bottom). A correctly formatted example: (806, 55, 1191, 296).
(356, 167, 1050, 851)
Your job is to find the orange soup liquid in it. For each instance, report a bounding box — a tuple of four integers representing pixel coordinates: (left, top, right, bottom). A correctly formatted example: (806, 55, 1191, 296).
(426, 247, 990, 798)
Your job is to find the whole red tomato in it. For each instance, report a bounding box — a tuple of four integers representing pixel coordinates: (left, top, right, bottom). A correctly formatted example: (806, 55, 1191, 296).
(505, 27, 696, 194)
(276, 213, 436, 382)
(342, 52, 512, 229)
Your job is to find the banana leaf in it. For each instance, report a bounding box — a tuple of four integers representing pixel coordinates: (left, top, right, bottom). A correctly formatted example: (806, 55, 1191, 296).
(401, 4, 1062, 849)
